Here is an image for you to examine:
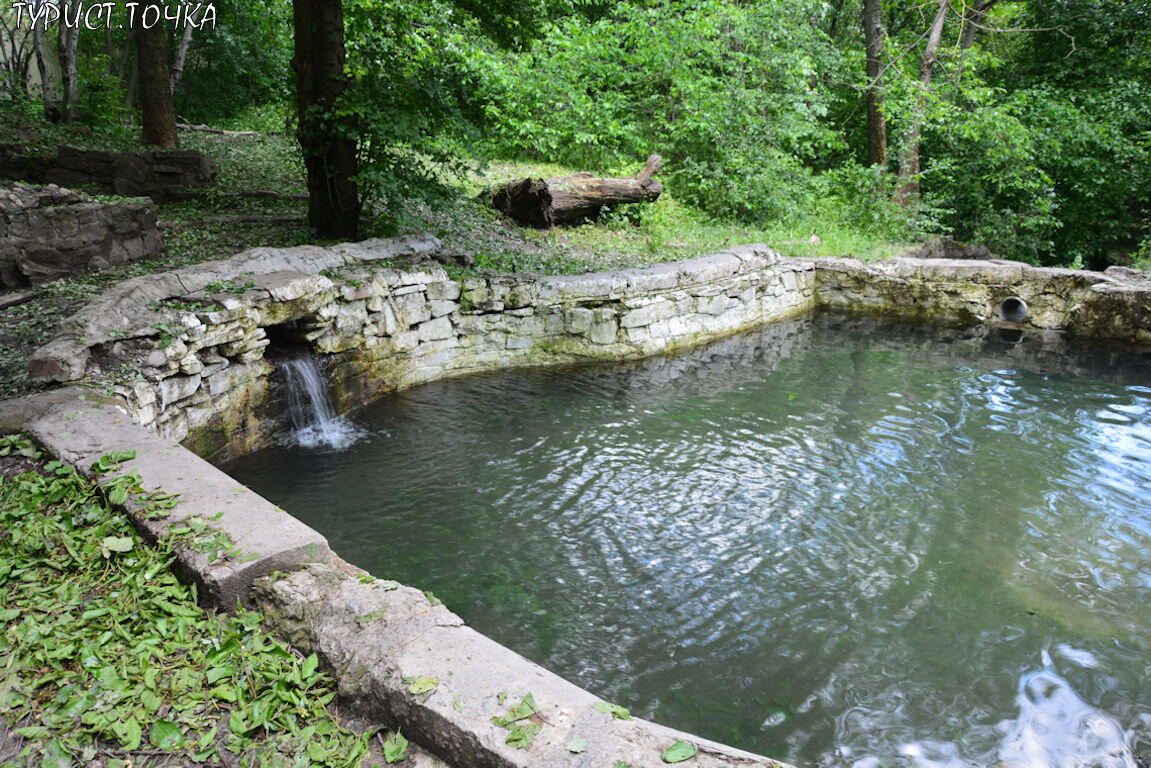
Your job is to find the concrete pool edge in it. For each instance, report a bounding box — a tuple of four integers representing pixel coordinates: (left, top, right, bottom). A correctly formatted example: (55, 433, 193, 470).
(7, 389, 791, 768)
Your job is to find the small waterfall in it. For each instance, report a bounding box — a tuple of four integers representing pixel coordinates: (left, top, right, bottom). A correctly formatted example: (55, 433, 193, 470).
(277, 356, 362, 450)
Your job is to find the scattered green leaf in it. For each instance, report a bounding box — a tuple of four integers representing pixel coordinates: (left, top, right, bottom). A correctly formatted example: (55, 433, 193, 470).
(150, 720, 185, 750)
(593, 701, 633, 720)
(407, 676, 439, 695)
(383, 730, 408, 763)
(505, 721, 541, 749)
(661, 740, 697, 763)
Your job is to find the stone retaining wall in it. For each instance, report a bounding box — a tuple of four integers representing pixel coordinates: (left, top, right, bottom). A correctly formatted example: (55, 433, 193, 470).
(815, 257, 1151, 340)
(0, 182, 164, 288)
(0, 144, 218, 201)
(27, 234, 1151, 461)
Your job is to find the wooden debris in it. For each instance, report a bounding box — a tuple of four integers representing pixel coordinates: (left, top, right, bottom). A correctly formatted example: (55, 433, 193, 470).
(489, 154, 663, 228)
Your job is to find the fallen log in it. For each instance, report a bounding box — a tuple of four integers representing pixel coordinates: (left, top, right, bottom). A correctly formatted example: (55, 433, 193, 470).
(489, 154, 663, 228)
(176, 121, 259, 137)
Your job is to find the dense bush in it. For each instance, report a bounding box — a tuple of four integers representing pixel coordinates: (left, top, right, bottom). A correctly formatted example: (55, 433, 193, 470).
(176, 0, 293, 125)
(464, 0, 1149, 265)
(469, 1, 853, 224)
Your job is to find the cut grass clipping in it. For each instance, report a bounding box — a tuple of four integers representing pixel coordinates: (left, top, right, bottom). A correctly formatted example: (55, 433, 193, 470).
(0, 436, 369, 767)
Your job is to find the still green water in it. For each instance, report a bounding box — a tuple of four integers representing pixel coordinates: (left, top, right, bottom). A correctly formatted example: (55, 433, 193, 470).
(225, 314, 1151, 767)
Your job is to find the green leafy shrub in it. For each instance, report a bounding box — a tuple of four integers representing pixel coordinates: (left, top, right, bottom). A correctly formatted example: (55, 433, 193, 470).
(0, 455, 370, 765)
(76, 53, 129, 132)
(918, 96, 1061, 264)
(468, 0, 847, 224)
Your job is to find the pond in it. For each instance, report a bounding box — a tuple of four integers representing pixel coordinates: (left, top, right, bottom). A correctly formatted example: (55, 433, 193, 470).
(224, 312, 1151, 767)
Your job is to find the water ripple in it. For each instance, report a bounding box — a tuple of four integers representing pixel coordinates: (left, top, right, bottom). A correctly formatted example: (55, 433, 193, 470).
(226, 314, 1151, 767)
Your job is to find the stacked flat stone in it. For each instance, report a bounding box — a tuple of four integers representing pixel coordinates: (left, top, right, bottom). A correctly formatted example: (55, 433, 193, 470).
(27, 233, 1151, 461)
(0, 182, 164, 288)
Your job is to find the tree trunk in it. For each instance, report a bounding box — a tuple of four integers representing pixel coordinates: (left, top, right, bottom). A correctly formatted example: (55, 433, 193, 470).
(491, 155, 664, 228)
(894, 0, 949, 206)
(961, 0, 996, 49)
(170, 21, 194, 94)
(0, 10, 32, 99)
(56, 0, 80, 121)
(118, 30, 135, 83)
(125, 54, 139, 113)
(292, 0, 360, 239)
(863, 0, 887, 167)
(136, 22, 179, 148)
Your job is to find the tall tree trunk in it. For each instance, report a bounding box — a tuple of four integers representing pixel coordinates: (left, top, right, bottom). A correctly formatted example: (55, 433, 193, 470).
(32, 23, 58, 120)
(136, 23, 178, 148)
(961, 0, 996, 49)
(170, 22, 194, 95)
(894, 0, 949, 206)
(125, 55, 139, 114)
(118, 30, 135, 83)
(863, 0, 887, 167)
(292, 0, 360, 239)
(0, 12, 32, 100)
(56, 0, 80, 121)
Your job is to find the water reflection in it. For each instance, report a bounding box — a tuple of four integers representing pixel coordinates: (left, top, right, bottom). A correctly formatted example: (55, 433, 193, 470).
(224, 312, 1151, 767)
(859, 649, 1150, 768)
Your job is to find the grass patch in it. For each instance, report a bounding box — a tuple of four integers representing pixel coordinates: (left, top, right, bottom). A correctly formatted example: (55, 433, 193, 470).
(398, 161, 913, 276)
(0, 434, 372, 767)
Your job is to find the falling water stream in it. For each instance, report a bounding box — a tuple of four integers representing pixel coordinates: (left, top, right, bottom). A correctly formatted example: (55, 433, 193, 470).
(276, 356, 362, 450)
(232, 315, 1151, 767)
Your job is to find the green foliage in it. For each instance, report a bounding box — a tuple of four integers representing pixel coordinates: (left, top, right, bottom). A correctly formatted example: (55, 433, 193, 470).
(1012, 84, 1150, 267)
(204, 276, 256, 294)
(220, 102, 294, 134)
(75, 54, 130, 133)
(0, 434, 40, 459)
(905, 0, 1151, 266)
(470, 0, 848, 223)
(0, 458, 368, 766)
(339, 0, 497, 230)
(592, 700, 633, 720)
(1133, 234, 1151, 271)
(816, 163, 930, 241)
(406, 676, 439, 695)
(177, 0, 293, 124)
(383, 729, 408, 763)
(455, 0, 1149, 266)
(918, 95, 1062, 264)
(490, 692, 541, 748)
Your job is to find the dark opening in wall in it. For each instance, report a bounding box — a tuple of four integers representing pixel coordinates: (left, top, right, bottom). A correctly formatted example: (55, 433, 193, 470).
(263, 317, 325, 359)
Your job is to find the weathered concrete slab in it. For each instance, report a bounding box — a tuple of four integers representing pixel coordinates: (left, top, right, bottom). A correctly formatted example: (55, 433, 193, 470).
(255, 564, 791, 768)
(23, 393, 333, 610)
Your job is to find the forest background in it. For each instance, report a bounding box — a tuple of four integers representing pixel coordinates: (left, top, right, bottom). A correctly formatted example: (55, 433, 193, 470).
(0, 0, 1149, 271)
